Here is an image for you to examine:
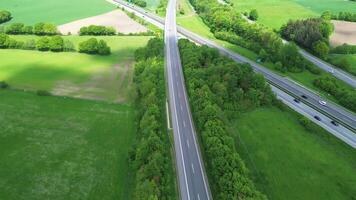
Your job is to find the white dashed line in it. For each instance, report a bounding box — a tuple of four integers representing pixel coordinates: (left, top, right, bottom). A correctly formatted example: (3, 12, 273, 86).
(191, 163, 195, 174)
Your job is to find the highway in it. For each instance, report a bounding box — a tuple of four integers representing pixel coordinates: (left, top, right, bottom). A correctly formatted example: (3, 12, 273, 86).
(112, 0, 355, 149)
(164, 0, 211, 199)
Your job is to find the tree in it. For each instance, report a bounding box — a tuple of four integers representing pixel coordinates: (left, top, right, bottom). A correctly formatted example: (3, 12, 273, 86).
(312, 41, 329, 59)
(249, 9, 258, 21)
(79, 38, 98, 54)
(36, 37, 50, 51)
(0, 10, 12, 24)
(5, 23, 24, 34)
(49, 36, 64, 52)
(0, 33, 9, 48)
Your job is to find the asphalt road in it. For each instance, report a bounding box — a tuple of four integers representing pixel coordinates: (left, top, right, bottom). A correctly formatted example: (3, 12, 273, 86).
(164, 0, 211, 199)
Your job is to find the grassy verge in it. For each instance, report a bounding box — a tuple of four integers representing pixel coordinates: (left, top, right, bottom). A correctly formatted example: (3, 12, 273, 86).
(0, 0, 114, 25)
(0, 36, 151, 102)
(329, 54, 356, 75)
(0, 89, 136, 200)
(233, 106, 356, 200)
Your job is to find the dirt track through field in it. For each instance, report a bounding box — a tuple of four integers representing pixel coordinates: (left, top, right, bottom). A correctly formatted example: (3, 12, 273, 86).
(58, 10, 147, 35)
(330, 20, 356, 46)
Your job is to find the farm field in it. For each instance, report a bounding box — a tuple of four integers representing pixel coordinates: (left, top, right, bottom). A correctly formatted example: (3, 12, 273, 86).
(0, 89, 136, 200)
(231, 0, 356, 29)
(233, 107, 356, 200)
(0, 36, 151, 102)
(0, 0, 114, 25)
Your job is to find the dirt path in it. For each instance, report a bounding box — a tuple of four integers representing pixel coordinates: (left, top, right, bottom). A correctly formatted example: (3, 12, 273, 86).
(58, 10, 147, 35)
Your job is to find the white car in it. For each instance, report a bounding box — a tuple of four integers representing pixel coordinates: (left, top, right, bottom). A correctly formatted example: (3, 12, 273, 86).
(319, 100, 327, 106)
(329, 69, 334, 74)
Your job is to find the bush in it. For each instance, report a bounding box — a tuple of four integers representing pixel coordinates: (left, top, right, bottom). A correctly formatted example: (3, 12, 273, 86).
(79, 25, 116, 36)
(49, 35, 64, 52)
(0, 10, 12, 24)
(34, 23, 58, 35)
(78, 38, 111, 55)
(63, 40, 75, 52)
(36, 37, 50, 51)
(331, 44, 356, 54)
(36, 90, 52, 96)
(23, 39, 37, 50)
(249, 9, 258, 21)
(0, 81, 9, 89)
(0, 33, 9, 48)
(5, 23, 25, 34)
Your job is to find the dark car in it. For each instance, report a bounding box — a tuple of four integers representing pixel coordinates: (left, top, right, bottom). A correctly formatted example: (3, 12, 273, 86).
(294, 98, 301, 103)
(301, 95, 308, 99)
(331, 120, 339, 126)
(314, 116, 321, 121)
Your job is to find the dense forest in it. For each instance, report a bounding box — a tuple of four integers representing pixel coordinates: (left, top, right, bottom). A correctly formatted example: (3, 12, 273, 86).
(131, 38, 176, 200)
(179, 39, 278, 199)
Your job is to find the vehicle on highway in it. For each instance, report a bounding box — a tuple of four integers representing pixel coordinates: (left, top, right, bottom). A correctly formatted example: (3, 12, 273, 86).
(331, 120, 339, 126)
(319, 100, 327, 106)
(314, 116, 321, 121)
(329, 69, 335, 74)
(301, 95, 308, 99)
(294, 98, 300, 103)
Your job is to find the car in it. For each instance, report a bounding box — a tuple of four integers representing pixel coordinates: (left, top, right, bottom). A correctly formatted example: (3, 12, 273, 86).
(331, 120, 339, 126)
(293, 98, 300, 103)
(314, 116, 321, 121)
(301, 95, 307, 99)
(329, 69, 334, 74)
(318, 100, 326, 106)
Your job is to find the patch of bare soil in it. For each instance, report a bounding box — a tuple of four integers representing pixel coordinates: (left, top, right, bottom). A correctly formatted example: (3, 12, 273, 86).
(330, 20, 356, 46)
(58, 10, 147, 35)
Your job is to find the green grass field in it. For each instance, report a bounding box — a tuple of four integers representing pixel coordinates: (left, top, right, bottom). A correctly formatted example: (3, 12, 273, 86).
(0, 89, 136, 200)
(233, 107, 356, 200)
(329, 54, 356, 75)
(0, 36, 151, 102)
(0, 0, 115, 25)
(231, 0, 356, 29)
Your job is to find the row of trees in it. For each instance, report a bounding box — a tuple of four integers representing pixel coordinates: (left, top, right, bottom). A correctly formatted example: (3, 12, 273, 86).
(78, 38, 111, 55)
(189, 0, 317, 74)
(179, 39, 273, 199)
(3, 22, 58, 35)
(313, 76, 356, 112)
(331, 44, 356, 54)
(131, 38, 175, 199)
(322, 10, 356, 22)
(0, 10, 11, 24)
(127, 0, 147, 7)
(280, 18, 334, 59)
(79, 25, 116, 36)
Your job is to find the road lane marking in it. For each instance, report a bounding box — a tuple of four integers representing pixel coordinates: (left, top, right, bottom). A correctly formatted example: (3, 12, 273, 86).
(183, 120, 186, 127)
(198, 193, 201, 200)
(187, 139, 190, 148)
(191, 163, 195, 174)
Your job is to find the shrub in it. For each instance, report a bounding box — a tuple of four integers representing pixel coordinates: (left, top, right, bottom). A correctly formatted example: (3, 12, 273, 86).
(0, 33, 9, 48)
(79, 25, 116, 36)
(0, 10, 12, 24)
(5, 23, 24, 34)
(36, 37, 50, 51)
(249, 9, 258, 21)
(34, 23, 58, 35)
(79, 38, 111, 55)
(63, 40, 75, 52)
(23, 39, 37, 50)
(49, 35, 64, 52)
(331, 44, 356, 54)
(0, 81, 9, 89)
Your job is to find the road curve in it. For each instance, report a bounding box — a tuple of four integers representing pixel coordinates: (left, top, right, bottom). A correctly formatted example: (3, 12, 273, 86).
(164, 0, 212, 199)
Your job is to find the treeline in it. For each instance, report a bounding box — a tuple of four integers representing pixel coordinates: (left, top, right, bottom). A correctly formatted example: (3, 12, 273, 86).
(179, 39, 273, 199)
(313, 76, 356, 112)
(3, 22, 58, 35)
(131, 38, 175, 199)
(0, 10, 11, 24)
(323, 10, 356, 22)
(79, 25, 116, 36)
(331, 44, 356, 54)
(281, 18, 333, 59)
(127, 0, 147, 7)
(189, 0, 319, 74)
(0, 33, 111, 55)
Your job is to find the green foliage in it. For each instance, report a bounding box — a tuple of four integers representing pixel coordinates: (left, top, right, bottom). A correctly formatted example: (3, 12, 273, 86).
(36, 37, 50, 51)
(249, 9, 258, 21)
(36, 90, 51, 96)
(0, 81, 9, 89)
(127, 0, 147, 7)
(79, 25, 116, 36)
(49, 35, 64, 52)
(179, 39, 272, 199)
(331, 44, 356, 54)
(312, 41, 329, 59)
(329, 11, 356, 22)
(33, 22, 58, 35)
(78, 38, 111, 55)
(0, 33, 9, 48)
(5, 23, 24, 34)
(313, 76, 356, 112)
(132, 38, 176, 199)
(0, 10, 11, 24)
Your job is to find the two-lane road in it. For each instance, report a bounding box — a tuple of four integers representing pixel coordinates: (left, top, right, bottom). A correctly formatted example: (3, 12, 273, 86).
(165, 0, 211, 199)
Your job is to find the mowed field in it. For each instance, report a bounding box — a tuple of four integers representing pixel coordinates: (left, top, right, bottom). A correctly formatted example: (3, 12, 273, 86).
(0, 0, 114, 25)
(231, 0, 356, 29)
(0, 89, 136, 200)
(0, 36, 151, 102)
(233, 107, 356, 200)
